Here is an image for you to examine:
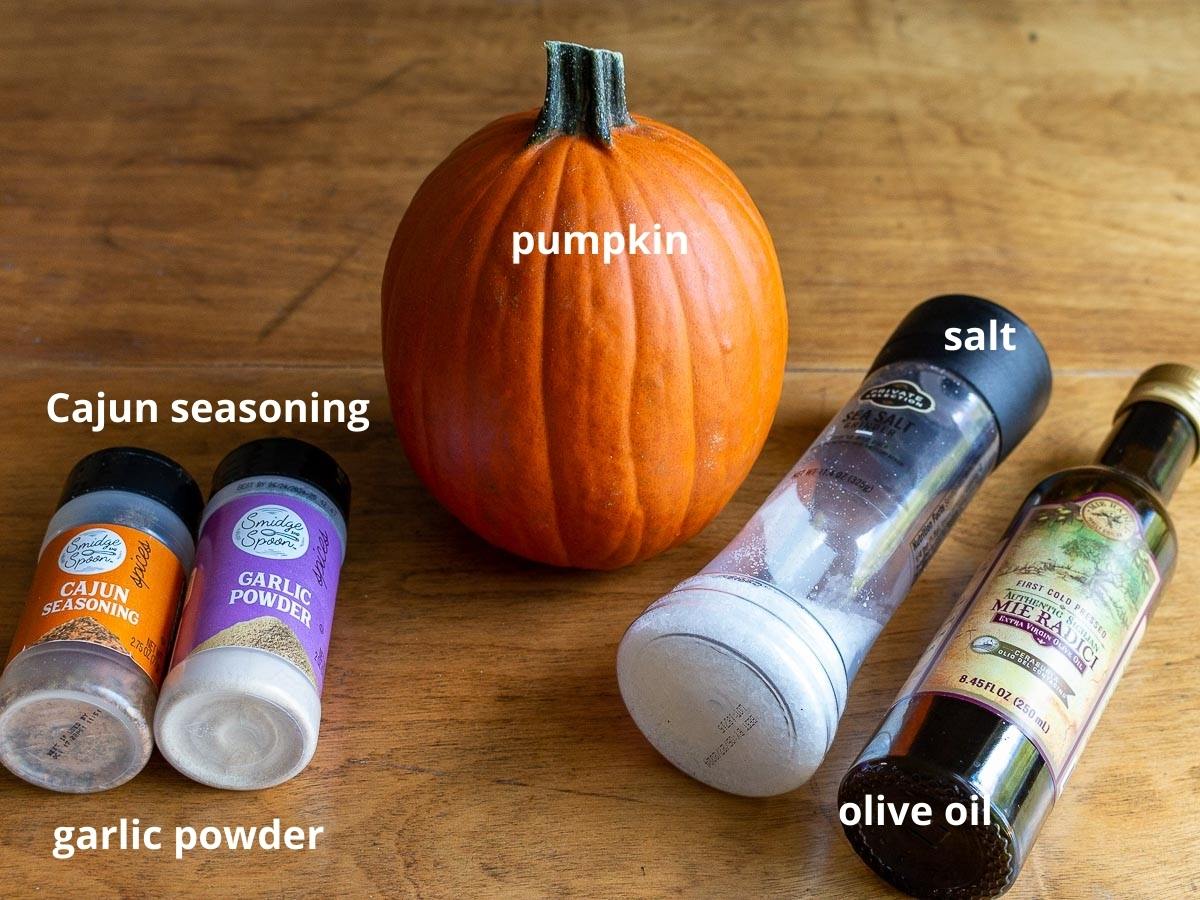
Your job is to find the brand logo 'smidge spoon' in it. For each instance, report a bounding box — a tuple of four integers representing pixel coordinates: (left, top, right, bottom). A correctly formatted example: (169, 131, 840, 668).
(840, 363, 1200, 899)
(617, 295, 1053, 798)
(232, 504, 309, 560)
(57, 527, 128, 574)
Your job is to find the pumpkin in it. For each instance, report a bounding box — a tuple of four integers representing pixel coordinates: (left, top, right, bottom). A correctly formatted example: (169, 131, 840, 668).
(382, 41, 788, 569)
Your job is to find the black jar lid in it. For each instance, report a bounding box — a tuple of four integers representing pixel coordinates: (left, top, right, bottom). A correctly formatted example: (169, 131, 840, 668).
(58, 447, 204, 537)
(211, 437, 351, 525)
(869, 294, 1053, 462)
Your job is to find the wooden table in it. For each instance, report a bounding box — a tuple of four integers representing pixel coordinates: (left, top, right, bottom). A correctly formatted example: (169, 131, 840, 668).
(2, 2, 1198, 896)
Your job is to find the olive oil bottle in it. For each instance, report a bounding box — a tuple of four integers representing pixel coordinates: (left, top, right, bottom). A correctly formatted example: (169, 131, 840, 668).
(839, 364, 1200, 899)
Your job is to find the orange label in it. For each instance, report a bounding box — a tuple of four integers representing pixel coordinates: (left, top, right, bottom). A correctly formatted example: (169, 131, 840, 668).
(5, 523, 186, 685)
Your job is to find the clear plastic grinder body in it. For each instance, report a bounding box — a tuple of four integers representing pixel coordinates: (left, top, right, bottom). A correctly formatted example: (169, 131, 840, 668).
(617, 360, 1001, 795)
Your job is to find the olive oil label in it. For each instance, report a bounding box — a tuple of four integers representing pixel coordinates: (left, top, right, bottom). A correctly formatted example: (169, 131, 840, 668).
(907, 494, 1161, 790)
(6, 524, 186, 684)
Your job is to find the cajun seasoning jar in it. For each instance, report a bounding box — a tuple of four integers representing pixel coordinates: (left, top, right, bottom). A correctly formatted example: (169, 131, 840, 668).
(0, 448, 202, 793)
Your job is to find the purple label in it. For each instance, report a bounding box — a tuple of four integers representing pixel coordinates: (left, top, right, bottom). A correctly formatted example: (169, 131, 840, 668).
(170, 492, 344, 691)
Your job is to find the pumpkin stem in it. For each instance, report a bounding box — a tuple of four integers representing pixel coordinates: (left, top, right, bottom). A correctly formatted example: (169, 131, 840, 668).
(528, 41, 634, 147)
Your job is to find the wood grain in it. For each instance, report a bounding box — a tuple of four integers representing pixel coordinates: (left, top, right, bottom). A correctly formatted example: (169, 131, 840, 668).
(1, 1, 1198, 898)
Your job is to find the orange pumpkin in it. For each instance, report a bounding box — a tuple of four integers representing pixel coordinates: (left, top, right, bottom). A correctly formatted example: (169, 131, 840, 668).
(382, 41, 788, 569)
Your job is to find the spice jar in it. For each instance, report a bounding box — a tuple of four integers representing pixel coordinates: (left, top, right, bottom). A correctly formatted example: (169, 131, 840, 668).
(617, 295, 1053, 796)
(154, 438, 350, 790)
(0, 447, 202, 793)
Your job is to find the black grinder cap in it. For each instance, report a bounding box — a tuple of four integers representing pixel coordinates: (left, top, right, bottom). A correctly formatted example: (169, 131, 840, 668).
(869, 294, 1052, 462)
(58, 447, 204, 538)
(211, 437, 351, 525)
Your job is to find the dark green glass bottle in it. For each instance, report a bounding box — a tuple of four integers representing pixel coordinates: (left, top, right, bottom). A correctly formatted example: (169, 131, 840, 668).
(839, 364, 1200, 899)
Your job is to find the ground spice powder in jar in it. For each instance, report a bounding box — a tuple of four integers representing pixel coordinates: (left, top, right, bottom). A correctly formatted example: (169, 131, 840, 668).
(193, 616, 318, 683)
(0, 447, 202, 793)
(155, 437, 350, 791)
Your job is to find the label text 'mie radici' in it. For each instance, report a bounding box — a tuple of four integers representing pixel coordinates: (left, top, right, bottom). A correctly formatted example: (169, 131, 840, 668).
(512, 223, 688, 265)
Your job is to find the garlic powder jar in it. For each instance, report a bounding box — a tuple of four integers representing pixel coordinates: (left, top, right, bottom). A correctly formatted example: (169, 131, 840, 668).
(154, 438, 350, 790)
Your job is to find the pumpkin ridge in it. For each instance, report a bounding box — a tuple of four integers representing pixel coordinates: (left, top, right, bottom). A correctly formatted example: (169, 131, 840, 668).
(655, 144, 774, 337)
(626, 120, 775, 250)
(383, 132, 515, 355)
(644, 147, 781, 530)
(437, 111, 538, 167)
(385, 147, 508, 474)
(384, 126, 522, 330)
(396, 141, 537, 502)
(615, 155, 700, 552)
(397, 145, 514, 374)
(651, 159, 747, 536)
(643, 129, 777, 253)
(531, 139, 576, 566)
(454, 146, 561, 550)
(409, 122, 526, 220)
(594, 150, 647, 568)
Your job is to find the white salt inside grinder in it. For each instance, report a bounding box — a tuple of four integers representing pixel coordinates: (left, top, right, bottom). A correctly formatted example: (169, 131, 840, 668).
(617, 295, 1052, 796)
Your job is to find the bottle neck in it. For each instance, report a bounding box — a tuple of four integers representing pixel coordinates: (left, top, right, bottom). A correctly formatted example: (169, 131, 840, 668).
(1096, 401, 1197, 502)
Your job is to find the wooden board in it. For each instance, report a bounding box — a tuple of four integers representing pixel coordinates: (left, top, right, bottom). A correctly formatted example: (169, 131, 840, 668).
(1, 2, 1198, 898)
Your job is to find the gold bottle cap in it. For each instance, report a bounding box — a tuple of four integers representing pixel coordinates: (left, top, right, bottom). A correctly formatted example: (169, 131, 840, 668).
(1117, 364, 1200, 456)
